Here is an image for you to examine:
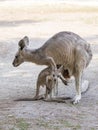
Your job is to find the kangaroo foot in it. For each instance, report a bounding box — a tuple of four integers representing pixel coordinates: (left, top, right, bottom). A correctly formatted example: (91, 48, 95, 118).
(33, 95, 45, 100)
(72, 94, 81, 104)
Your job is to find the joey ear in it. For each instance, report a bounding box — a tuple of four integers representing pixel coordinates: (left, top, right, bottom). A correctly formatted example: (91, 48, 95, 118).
(58, 65, 64, 73)
(18, 36, 29, 50)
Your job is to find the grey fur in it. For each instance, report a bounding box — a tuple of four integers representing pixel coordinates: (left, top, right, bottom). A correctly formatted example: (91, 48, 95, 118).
(12, 31, 92, 104)
(33, 66, 66, 100)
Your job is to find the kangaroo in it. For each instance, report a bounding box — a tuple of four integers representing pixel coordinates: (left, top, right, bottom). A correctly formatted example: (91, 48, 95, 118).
(12, 31, 92, 104)
(34, 65, 67, 100)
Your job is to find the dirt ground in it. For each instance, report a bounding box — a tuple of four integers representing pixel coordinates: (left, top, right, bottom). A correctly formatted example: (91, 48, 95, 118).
(0, 1, 98, 130)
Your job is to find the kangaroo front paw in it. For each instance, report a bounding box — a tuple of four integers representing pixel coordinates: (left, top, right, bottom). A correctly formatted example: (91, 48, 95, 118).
(72, 95, 81, 104)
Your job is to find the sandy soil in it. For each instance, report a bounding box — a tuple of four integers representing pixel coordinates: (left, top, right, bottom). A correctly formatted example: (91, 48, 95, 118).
(0, 1, 98, 130)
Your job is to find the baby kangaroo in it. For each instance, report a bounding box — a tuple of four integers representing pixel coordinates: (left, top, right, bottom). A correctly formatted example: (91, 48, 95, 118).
(33, 65, 67, 100)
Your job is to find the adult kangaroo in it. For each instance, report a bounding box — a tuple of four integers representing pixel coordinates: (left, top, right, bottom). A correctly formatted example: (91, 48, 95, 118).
(12, 31, 92, 104)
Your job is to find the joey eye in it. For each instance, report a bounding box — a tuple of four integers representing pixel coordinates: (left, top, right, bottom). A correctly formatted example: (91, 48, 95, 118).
(53, 74, 55, 77)
(15, 56, 18, 59)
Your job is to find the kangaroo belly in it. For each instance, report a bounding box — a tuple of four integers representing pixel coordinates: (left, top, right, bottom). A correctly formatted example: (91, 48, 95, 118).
(41, 31, 92, 73)
(45, 42, 75, 70)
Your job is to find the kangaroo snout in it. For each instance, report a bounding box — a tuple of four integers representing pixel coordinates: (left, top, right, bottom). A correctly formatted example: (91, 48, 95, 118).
(12, 59, 20, 67)
(12, 61, 17, 67)
(54, 78, 57, 82)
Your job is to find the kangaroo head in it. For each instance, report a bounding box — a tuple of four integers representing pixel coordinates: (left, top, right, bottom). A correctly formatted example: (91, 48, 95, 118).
(12, 36, 29, 67)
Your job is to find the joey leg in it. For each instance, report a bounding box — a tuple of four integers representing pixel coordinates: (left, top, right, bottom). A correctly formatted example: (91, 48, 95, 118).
(33, 84, 40, 100)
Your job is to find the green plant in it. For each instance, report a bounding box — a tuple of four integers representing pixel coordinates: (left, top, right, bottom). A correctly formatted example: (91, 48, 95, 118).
(16, 119, 29, 130)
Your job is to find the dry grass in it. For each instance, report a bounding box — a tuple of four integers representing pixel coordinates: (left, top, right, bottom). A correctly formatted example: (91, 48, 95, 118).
(82, 16, 98, 25)
(0, 3, 98, 21)
(0, 2, 98, 130)
(1, 3, 98, 13)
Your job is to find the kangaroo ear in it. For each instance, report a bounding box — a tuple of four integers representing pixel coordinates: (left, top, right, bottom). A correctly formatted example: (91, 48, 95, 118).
(18, 36, 29, 50)
(18, 39, 25, 50)
(23, 36, 29, 45)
